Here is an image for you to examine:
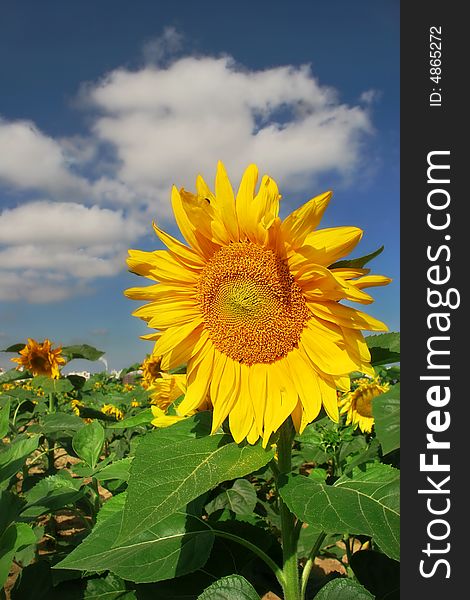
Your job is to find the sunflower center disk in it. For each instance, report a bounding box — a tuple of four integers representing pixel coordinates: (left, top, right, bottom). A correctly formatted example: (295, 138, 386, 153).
(197, 241, 309, 365)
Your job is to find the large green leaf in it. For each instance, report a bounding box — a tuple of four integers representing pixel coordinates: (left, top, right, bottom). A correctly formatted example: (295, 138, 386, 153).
(84, 572, 136, 600)
(61, 344, 104, 362)
(314, 578, 374, 599)
(31, 376, 73, 394)
(118, 413, 274, 543)
(366, 333, 400, 366)
(95, 457, 132, 482)
(0, 522, 36, 588)
(197, 575, 260, 599)
(0, 368, 28, 385)
(72, 420, 105, 469)
(373, 384, 400, 455)
(350, 550, 400, 600)
(54, 509, 214, 583)
(0, 434, 40, 487)
(35, 413, 84, 435)
(22, 471, 84, 517)
(0, 491, 25, 537)
(279, 463, 400, 560)
(205, 479, 258, 516)
(330, 245, 384, 269)
(0, 398, 10, 438)
(105, 409, 153, 429)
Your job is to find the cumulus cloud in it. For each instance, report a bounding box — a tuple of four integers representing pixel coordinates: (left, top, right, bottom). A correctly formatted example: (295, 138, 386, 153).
(0, 201, 145, 302)
(0, 36, 377, 303)
(0, 120, 90, 197)
(142, 26, 184, 65)
(86, 56, 373, 203)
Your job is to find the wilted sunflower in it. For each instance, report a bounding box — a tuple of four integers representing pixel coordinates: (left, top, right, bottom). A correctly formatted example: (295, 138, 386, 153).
(339, 376, 390, 433)
(140, 353, 163, 389)
(12, 338, 66, 379)
(125, 162, 390, 445)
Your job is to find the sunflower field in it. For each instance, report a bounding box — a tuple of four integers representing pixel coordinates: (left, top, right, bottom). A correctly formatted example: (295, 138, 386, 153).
(1, 165, 400, 600)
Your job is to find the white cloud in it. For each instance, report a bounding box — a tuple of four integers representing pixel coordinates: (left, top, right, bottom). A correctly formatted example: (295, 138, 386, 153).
(142, 26, 184, 65)
(0, 201, 145, 302)
(0, 119, 89, 197)
(0, 39, 377, 304)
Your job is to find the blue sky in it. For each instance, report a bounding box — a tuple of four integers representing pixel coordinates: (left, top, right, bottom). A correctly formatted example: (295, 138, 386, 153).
(0, 0, 399, 372)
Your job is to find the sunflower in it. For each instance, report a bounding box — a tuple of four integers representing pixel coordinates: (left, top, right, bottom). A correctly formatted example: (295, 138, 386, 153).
(125, 162, 390, 445)
(149, 373, 187, 411)
(12, 338, 66, 379)
(339, 376, 390, 433)
(101, 403, 124, 420)
(140, 353, 163, 389)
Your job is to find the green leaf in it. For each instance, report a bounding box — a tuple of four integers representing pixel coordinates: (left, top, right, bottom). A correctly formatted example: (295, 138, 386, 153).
(105, 408, 153, 429)
(72, 420, 105, 469)
(61, 344, 104, 362)
(54, 509, 214, 583)
(0, 491, 26, 537)
(366, 332, 400, 366)
(0, 399, 10, 438)
(205, 479, 257, 516)
(37, 413, 84, 435)
(197, 575, 260, 599)
(2, 344, 26, 353)
(350, 550, 400, 599)
(31, 376, 73, 394)
(373, 384, 400, 455)
(10, 560, 53, 600)
(330, 245, 384, 269)
(314, 578, 374, 599)
(279, 463, 400, 560)
(0, 368, 28, 385)
(118, 414, 274, 543)
(22, 471, 84, 517)
(0, 522, 36, 588)
(84, 572, 136, 600)
(95, 457, 132, 482)
(0, 435, 40, 487)
(96, 493, 127, 527)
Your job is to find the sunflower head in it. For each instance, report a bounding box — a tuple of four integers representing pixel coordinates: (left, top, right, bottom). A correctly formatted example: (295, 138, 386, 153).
(149, 373, 187, 411)
(339, 376, 390, 433)
(126, 162, 390, 446)
(11, 338, 66, 379)
(140, 353, 163, 390)
(101, 403, 124, 420)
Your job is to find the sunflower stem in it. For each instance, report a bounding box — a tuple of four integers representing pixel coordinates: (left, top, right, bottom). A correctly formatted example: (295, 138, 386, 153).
(48, 391, 56, 414)
(300, 531, 326, 599)
(210, 528, 285, 588)
(276, 419, 301, 600)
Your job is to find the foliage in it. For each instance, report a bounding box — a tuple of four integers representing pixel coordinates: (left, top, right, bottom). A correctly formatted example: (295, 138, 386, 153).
(0, 332, 400, 598)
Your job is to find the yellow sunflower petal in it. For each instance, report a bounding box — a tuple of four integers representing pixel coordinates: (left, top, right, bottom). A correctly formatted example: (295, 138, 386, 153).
(292, 226, 363, 267)
(281, 191, 332, 249)
(215, 161, 239, 242)
(210, 354, 240, 433)
(301, 319, 359, 375)
(307, 301, 388, 332)
(178, 342, 215, 415)
(235, 164, 259, 240)
(154, 319, 204, 368)
(152, 222, 206, 268)
(351, 275, 393, 289)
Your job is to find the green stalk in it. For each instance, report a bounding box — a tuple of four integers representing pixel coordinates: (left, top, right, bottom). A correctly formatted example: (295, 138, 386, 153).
(275, 420, 300, 600)
(300, 532, 326, 599)
(211, 529, 285, 588)
(48, 391, 56, 414)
